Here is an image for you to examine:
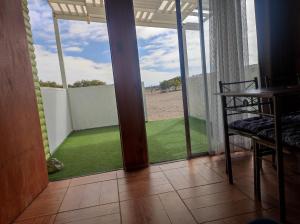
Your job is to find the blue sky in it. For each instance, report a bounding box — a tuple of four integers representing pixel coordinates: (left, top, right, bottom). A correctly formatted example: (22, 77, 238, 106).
(28, 0, 257, 87)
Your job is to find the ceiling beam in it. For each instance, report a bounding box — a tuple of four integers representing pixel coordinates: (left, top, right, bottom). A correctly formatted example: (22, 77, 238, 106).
(55, 13, 200, 30)
(49, 0, 85, 6)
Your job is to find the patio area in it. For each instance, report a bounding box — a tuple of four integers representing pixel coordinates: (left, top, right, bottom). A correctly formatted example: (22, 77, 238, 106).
(49, 117, 208, 181)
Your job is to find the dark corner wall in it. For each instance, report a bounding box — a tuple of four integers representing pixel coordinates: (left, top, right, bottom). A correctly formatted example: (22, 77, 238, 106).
(255, 0, 300, 87)
(0, 1, 48, 223)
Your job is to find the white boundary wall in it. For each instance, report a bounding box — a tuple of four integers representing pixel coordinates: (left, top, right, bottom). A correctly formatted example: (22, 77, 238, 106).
(68, 85, 119, 130)
(42, 84, 147, 152)
(187, 64, 259, 120)
(41, 88, 72, 154)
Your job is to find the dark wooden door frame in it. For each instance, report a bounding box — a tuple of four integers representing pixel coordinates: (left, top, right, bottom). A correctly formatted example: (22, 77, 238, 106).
(105, 0, 149, 171)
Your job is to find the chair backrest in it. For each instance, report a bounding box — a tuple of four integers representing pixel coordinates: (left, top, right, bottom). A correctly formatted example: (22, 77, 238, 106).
(219, 77, 259, 93)
(219, 77, 261, 114)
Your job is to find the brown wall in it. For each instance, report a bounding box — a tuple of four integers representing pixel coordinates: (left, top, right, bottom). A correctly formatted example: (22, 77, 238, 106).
(255, 0, 300, 111)
(255, 0, 298, 87)
(290, 1, 300, 76)
(0, 1, 48, 223)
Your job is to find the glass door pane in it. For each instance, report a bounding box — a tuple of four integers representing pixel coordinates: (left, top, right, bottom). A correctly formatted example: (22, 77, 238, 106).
(181, 0, 210, 155)
(133, 0, 187, 163)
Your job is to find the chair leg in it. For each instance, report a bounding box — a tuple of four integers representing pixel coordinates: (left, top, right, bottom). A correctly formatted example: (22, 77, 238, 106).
(253, 142, 261, 201)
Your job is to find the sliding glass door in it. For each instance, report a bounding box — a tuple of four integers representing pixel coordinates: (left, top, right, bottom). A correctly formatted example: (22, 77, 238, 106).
(176, 0, 211, 157)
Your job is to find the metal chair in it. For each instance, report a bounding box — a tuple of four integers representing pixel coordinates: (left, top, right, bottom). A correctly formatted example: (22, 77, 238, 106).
(219, 77, 276, 199)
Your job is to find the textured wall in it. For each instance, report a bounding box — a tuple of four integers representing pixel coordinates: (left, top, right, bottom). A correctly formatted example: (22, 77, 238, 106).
(0, 0, 48, 223)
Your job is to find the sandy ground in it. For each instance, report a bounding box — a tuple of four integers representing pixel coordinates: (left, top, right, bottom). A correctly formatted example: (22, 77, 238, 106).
(145, 90, 184, 121)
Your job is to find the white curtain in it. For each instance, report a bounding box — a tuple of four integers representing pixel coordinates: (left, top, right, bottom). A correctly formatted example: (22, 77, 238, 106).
(207, 0, 253, 153)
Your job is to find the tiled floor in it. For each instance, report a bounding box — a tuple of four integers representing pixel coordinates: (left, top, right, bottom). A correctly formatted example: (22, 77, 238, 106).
(14, 152, 300, 224)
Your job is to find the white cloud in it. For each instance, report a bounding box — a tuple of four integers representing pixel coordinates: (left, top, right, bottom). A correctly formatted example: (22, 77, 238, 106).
(35, 45, 114, 85)
(136, 27, 173, 40)
(28, 1, 109, 46)
(137, 28, 180, 72)
(64, 47, 83, 52)
(137, 27, 205, 77)
(28, 0, 55, 43)
(35, 45, 177, 87)
(140, 70, 178, 86)
(60, 21, 109, 43)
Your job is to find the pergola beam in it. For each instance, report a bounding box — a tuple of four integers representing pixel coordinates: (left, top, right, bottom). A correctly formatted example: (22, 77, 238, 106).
(48, 0, 210, 31)
(53, 16, 68, 89)
(49, 0, 85, 5)
(55, 13, 201, 30)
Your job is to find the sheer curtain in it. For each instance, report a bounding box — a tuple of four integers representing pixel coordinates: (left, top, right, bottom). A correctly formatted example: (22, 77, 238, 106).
(207, 0, 252, 153)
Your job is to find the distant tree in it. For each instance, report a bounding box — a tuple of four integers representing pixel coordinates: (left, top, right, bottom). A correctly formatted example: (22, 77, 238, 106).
(159, 76, 181, 92)
(160, 80, 171, 92)
(40, 80, 63, 88)
(69, 80, 106, 88)
(171, 77, 181, 91)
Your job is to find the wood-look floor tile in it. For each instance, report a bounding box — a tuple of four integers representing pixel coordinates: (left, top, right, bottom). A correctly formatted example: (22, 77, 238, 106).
(55, 203, 120, 224)
(117, 171, 174, 200)
(188, 157, 210, 165)
(191, 199, 260, 223)
(163, 168, 209, 190)
(100, 180, 119, 205)
(118, 177, 169, 192)
(120, 195, 171, 224)
(234, 176, 277, 209)
(39, 187, 68, 199)
(16, 188, 67, 221)
(57, 214, 121, 224)
(119, 182, 174, 201)
(205, 221, 226, 224)
(178, 182, 235, 199)
(59, 180, 118, 212)
(59, 183, 101, 212)
(47, 180, 70, 191)
(180, 164, 224, 183)
(69, 172, 116, 187)
(221, 207, 297, 224)
(222, 210, 273, 224)
(118, 173, 174, 201)
(184, 189, 247, 210)
(159, 192, 196, 224)
(117, 166, 161, 179)
(15, 215, 56, 224)
(159, 160, 188, 171)
(118, 172, 166, 185)
(14, 152, 300, 224)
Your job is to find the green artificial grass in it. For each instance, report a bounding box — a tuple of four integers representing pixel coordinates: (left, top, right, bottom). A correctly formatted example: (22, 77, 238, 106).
(49, 117, 208, 181)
